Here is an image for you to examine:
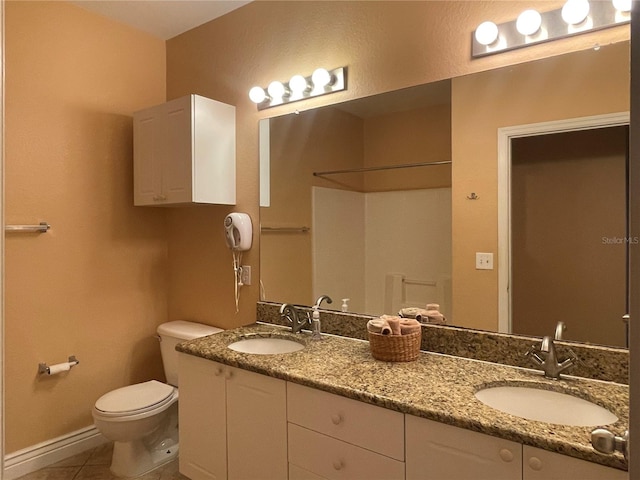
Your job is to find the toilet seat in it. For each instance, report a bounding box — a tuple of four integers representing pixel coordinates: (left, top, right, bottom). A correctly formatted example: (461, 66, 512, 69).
(94, 380, 177, 418)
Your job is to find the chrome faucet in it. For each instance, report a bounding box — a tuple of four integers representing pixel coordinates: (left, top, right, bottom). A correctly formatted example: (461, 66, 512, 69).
(279, 303, 309, 334)
(314, 295, 333, 309)
(526, 336, 578, 380)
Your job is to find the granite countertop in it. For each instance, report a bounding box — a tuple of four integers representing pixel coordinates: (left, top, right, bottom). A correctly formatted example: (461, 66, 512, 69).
(176, 324, 628, 471)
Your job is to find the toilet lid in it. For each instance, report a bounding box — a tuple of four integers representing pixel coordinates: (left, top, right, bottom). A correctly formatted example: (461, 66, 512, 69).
(95, 380, 175, 415)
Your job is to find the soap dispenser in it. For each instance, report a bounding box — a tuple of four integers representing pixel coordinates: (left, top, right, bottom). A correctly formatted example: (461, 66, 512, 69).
(341, 298, 350, 312)
(311, 305, 323, 341)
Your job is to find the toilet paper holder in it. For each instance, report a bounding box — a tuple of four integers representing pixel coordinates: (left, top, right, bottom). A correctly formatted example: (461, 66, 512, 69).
(38, 355, 79, 375)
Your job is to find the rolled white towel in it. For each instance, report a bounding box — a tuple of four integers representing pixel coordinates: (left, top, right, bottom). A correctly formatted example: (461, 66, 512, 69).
(399, 318, 422, 335)
(380, 315, 402, 335)
(367, 318, 392, 335)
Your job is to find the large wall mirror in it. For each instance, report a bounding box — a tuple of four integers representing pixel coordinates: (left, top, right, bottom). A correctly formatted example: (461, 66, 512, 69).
(259, 40, 630, 349)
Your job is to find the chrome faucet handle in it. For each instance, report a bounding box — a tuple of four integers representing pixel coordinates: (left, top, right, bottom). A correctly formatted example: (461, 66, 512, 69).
(279, 303, 308, 333)
(524, 344, 545, 367)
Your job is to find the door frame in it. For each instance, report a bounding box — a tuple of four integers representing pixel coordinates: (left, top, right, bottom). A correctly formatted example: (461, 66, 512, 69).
(497, 111, 631, 334)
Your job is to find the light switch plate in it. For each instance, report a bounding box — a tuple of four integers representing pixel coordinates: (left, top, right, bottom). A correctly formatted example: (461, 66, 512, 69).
(476, 252, 494, 270)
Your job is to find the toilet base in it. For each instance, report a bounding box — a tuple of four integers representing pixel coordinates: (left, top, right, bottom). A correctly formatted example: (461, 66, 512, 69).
(110, 438, 179, 478)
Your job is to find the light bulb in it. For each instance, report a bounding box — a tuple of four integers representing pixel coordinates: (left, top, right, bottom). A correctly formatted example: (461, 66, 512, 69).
(562, 0, 590, 25)
(289, 74, 309, 94)
(612, 0, 631, 12)
(267, 81, 287, 99)
(311, 68, 332, 88)
(516, 9, 542, 36)
(474, 21, 499, 46)
(249, 86, 267, 104)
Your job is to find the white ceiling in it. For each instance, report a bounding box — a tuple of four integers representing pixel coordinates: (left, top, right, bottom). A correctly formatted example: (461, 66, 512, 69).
(70, 0, 252, 40)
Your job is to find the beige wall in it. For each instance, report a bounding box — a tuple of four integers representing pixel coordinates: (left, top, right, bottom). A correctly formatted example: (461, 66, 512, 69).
(5, 2, 166, 451)
(167, 0, 628, 330)
(452, 41, 630, 331)
(363, 104, 451, 192)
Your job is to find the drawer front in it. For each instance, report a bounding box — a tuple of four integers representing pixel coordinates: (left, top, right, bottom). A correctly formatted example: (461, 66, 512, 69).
(288, 423, 405, 480)
(287, 382, 404, 460)
(289, 463, 327, 480)
(523, 446, 628, 480)
(406, 415, 522, 480)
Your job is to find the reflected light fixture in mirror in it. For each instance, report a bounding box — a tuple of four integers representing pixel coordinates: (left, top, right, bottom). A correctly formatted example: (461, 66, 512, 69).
(249, 66, 347, 110)
(472, 0, 630, 57)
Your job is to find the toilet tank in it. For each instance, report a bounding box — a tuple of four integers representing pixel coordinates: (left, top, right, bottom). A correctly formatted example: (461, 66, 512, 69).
(157, 320, 223, 387)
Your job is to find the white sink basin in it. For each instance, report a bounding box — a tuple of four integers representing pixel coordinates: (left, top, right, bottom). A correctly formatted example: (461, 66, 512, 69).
(227, 336, 305, 355)
(475, 386, 618, 426)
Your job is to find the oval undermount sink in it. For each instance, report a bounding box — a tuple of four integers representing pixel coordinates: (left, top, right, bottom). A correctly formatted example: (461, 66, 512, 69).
(227, 336, 305, 355)
(475, 386, 618, 426)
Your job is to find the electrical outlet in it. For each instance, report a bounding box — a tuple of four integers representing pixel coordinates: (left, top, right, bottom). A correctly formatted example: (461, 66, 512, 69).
(475, 252, 494, 270)
(240, 265, 252, 285)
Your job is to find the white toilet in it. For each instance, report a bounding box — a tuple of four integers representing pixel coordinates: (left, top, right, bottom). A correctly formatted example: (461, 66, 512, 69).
(92, 320, 222, 478)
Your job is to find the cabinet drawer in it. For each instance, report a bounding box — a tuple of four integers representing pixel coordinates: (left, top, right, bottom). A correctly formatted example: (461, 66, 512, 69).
(287, 382, 404, 460)
(406, 414, 522, 480)
(288, 423, 405, 480)
(523, 446, 628, 480)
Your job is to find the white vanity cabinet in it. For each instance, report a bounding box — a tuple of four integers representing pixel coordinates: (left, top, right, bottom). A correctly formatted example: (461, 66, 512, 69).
(178, 354, 287, 480)
(287, 382, 405, 480)
(406, 415, 522, 480)
(133, 94, 235, 206)
(523, 446, 628, 480)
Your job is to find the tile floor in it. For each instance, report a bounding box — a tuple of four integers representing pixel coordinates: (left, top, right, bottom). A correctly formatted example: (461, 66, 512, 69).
(16, 443, 187, 480)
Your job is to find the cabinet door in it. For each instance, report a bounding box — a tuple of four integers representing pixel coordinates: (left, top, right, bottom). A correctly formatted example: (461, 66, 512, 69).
(162, 95, 193, 203)
(523, 446, 628, 480)
(178, 355, 227, 480)
(406, 415, 521, 480)
(226, 366, 287, 480)
(133, 103, 164, 205)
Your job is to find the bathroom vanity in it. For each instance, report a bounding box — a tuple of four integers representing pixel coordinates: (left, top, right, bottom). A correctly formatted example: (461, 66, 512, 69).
(177, 325, 628, 480)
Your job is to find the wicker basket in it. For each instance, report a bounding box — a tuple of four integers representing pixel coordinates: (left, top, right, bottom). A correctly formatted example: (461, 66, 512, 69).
(368, 330, 422, 362)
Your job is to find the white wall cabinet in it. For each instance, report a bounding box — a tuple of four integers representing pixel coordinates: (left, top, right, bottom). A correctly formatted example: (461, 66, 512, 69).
(133, 94, 235, 206)
(178, 354, 287, 480)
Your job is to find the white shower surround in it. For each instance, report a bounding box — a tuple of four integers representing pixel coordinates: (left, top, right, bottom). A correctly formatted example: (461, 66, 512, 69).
(312, 186, 452, 317)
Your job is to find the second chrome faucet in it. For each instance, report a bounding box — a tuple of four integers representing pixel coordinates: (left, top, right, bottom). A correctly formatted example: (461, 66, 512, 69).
(525, 323, 578, 380)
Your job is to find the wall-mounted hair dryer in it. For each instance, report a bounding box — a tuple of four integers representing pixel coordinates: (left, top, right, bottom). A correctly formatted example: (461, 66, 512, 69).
(224, 213, 252, 252)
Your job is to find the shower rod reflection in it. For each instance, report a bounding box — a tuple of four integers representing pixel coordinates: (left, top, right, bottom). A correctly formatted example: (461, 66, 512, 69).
(313, 160, 451, 177)
(5, 222, 50, 233)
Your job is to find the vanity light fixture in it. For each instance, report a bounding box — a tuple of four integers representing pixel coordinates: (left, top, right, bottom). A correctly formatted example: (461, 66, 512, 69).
(249, 66, 347, 110)
(472, 0, 629, 58)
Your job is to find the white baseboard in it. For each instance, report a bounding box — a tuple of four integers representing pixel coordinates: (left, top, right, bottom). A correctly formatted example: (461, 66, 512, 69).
(3, 426, 109, 480)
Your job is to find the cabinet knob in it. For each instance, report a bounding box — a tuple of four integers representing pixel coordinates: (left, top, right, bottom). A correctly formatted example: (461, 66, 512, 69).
(213, 367, 223, 376)
(528, 456, 543, 471)
(224, 370, 233, 380)
(499, 448, 514, 463)
(331, 413, 343, 425)
(332, 460, 344, 471)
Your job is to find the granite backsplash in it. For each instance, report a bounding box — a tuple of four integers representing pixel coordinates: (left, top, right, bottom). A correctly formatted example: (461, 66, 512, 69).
(257, 301, 628, 385)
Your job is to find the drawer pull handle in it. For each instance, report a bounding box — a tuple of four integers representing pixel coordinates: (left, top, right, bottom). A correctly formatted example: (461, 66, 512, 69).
(528, 456, 543, 471)
(331, 414, 343, 425)
(499, 448, 514, 463)
(333, 460, 344, 471)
